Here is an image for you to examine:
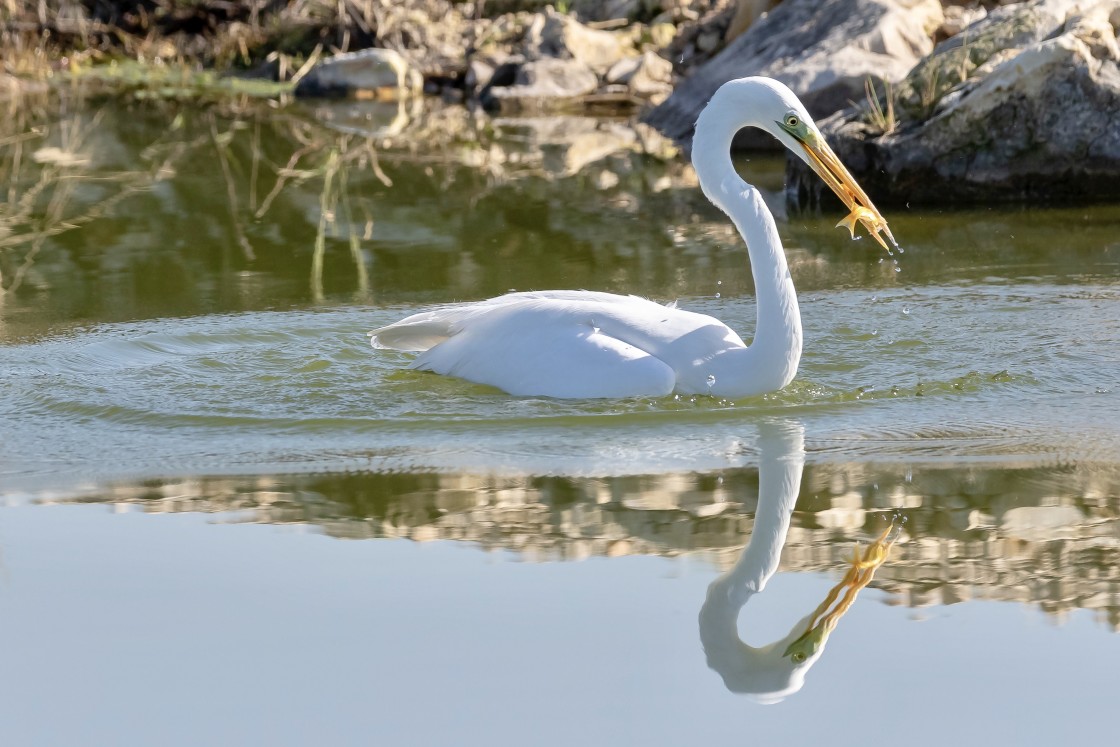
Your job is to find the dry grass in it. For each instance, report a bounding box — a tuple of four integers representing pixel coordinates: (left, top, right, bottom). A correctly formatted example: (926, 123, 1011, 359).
(1, 0, 439, 80)
(863, 76, 896, 136)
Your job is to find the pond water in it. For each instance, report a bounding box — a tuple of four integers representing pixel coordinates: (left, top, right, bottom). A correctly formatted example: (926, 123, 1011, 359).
(2, 95, 1119, 745)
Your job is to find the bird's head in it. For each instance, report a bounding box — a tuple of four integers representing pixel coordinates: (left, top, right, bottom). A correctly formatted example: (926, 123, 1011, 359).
(714, 77, 897, 252)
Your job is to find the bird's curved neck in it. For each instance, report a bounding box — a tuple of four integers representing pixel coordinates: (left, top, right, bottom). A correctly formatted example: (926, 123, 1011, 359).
(692, 103, 803, 386)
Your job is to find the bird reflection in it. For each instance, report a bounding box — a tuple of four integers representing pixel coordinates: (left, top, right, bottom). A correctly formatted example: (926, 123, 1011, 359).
(699, 420, 897, 703)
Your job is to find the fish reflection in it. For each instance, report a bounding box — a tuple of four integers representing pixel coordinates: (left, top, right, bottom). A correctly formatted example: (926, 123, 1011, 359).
(699, 421, 896, 703)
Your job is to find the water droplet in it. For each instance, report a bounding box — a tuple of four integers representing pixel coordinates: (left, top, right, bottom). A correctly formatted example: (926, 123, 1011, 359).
(715, 292, 720, 298)
(706, 374, 716, 391)
(905, 468, 912, 483)
(716, 476, 724, 485)
(897, 247, 905, 254)
(894, 266, 901, 273)
(871, 329, 878, 336)
(870, 295, 877, 302)
(902, 306, 910, 315)
(906, 202, 910, 208)
(716, 280, 722, 285)
(878, 258, 884, 264)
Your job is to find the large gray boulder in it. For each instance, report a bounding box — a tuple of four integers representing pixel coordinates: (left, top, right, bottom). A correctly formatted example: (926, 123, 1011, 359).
(643, 0, 943, 148)
(788, 0, 1120, 207)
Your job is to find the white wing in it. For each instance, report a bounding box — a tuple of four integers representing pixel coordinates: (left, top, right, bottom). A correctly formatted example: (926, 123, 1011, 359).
(369, 291, 748, 398)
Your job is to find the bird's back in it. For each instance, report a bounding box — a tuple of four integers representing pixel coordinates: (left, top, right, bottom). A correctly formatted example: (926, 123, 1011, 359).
(369, 291, 748, 397)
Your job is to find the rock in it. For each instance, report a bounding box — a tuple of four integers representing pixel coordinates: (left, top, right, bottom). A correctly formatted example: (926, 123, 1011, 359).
(486, 57, 600, 112)
(294, 48, 422, 99)
(787, 0, 1120, 207)
(894, 0, 1084, 120)
(937, 4, 988, 42)
(648, 22, 677, 49)
(643, 0, 944, 148)
(525, 7, 634, 75)
(606, 56, 643, 85)
(725, 0, 782, 42)
(606, 50, 674, 101)
(465, 59, 496, 93)
(597, 0, 644, 21)
(1065, 3, 1120, 61)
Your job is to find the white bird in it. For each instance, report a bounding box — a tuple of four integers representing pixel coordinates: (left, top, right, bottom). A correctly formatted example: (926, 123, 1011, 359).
(370, 76, 896, 399)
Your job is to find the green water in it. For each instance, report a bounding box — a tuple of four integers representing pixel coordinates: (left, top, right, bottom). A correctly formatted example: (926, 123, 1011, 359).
(2, 97, 1119, 744)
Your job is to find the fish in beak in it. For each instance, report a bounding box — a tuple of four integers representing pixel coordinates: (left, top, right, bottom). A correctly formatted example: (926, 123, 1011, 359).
(778, 115, 897, 252)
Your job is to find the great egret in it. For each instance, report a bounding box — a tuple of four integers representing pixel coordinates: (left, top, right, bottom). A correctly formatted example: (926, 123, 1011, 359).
(370, 77, 895, 398)
(700, 421, 897, 703)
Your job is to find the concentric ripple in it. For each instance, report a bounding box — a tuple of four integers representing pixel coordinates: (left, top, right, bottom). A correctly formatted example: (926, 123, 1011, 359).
(3, 281, 1119, 491)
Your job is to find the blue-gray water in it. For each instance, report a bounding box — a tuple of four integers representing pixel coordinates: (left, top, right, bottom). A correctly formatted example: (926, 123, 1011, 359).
(1, 97, 1118, 745)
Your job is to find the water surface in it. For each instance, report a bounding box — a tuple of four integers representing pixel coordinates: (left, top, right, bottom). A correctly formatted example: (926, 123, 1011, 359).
(1, 96, 1118, 744)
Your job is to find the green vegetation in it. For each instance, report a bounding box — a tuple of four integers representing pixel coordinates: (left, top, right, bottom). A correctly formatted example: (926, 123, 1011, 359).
(862, 76, 896, 136)
(894, 6, 1038, 122)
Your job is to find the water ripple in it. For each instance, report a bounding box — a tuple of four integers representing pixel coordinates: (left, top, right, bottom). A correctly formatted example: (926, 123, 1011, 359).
(3, 281, 1119, 488)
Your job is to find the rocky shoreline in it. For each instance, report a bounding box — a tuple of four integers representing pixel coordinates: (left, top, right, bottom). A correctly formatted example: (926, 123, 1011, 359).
(5, 0, 1120, 205)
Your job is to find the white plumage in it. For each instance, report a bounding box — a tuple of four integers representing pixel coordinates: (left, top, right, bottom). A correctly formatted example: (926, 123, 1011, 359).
(370, 77, 894, 399)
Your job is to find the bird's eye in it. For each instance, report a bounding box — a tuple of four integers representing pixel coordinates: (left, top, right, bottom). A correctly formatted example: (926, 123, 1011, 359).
(785, 115, 800, 128)
(791, 652, 806, 663)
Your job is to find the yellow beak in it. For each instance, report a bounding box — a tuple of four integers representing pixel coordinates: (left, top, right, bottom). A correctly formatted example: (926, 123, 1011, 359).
(797, 133, 897, 252)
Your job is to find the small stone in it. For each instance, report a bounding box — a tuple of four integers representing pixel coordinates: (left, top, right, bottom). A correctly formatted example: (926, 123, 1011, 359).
(649, 22, 677, 50)
(465, 59, 495, 92)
